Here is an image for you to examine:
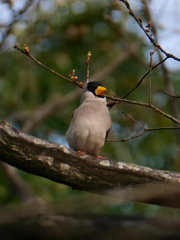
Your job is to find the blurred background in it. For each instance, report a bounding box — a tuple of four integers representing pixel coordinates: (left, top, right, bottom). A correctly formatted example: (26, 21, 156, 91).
(1, 0, 180, 219)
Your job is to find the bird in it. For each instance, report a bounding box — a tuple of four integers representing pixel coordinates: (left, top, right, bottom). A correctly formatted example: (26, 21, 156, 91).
(66, 81, 112, 159)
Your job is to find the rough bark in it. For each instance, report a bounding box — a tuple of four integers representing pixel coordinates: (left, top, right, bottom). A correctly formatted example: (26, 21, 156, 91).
(0, 121, 180, 208)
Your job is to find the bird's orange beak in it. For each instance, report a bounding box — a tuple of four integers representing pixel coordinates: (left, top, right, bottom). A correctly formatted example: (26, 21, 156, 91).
(95, 86, 107, 96)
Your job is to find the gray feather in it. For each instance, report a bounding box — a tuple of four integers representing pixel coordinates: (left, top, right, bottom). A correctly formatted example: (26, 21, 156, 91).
(66, 87, 111, 157)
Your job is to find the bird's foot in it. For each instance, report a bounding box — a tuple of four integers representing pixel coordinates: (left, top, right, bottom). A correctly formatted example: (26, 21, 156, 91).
(77, 151, 86, 156)
(96, 155, 107, 160)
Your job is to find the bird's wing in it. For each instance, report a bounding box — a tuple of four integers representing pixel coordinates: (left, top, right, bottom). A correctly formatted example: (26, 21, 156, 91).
(105, 129, 111, 140)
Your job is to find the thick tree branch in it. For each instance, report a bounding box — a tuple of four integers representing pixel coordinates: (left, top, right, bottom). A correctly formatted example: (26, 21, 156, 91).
(1, 121, 180, 208)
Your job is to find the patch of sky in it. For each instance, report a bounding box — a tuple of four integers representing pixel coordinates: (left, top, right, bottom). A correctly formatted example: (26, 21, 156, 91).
(111, 10, 122, 23)
(11, 0, 27, 12)
(4, 34, 16, 49)
(40, 0, 57, 14)
(13, 22, 28, 35)
(71, 1, 87, 15)
(0, 3, 14, 25)
(48, 131, 69, 147)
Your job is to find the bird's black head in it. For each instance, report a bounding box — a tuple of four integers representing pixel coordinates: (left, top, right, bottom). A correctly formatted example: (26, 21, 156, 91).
(87, 82, 107, 98)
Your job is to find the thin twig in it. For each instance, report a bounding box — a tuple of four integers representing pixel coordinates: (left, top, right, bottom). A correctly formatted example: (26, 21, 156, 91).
(149, 47, 157, 104)
(121, 57, 168, 99)
(86, 52, 91, 83)
(122, 111, 147, 131)
(142, 0, 180, 122)
(149, 76, 152, 104)
(0, 0, 35, 53)
(107, 126, 180, 142)
(13, 44, 84, 89)
(161, 90, 180, 99)
(107, 131, 147, 142)
(149, 53, 152, 104)
(105, 96, 180, 125)
(107, 101, 117, 110)
(107, 111, 180, 142)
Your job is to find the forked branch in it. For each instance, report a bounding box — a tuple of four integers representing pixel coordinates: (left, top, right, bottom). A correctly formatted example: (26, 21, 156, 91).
(107, 111, 180, 142)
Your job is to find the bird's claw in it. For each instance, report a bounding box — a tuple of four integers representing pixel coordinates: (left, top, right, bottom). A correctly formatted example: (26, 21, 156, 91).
(77, 151, 106, 160)
(96, 155, 107, 160)
(77, 151, 86, 156)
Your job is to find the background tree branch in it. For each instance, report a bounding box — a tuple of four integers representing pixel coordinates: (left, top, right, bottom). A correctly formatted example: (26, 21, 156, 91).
(1, 201, 180, 240)
(0, 161, 35, 202)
